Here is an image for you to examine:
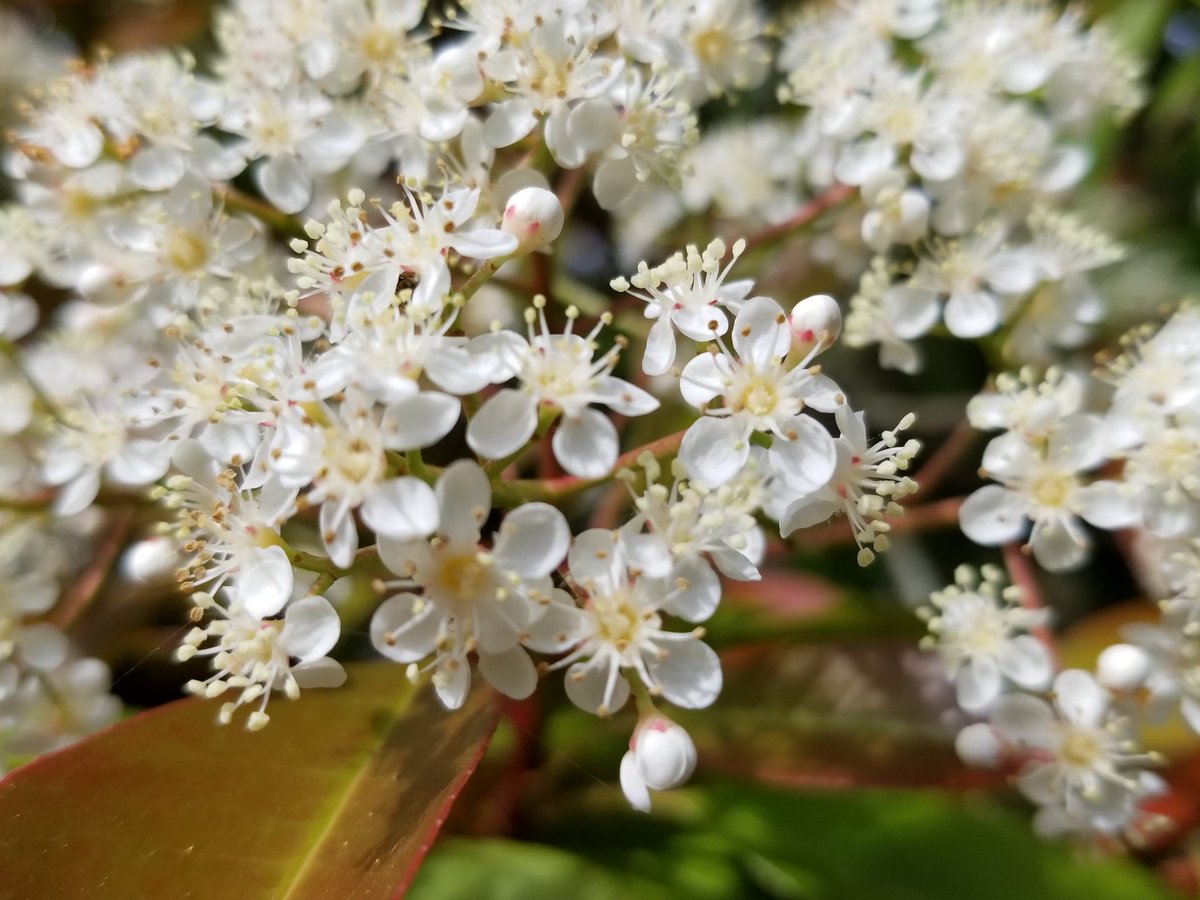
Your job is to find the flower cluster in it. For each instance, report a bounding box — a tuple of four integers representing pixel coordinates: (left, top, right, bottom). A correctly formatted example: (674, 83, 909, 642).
(2, 0, 1180, 841)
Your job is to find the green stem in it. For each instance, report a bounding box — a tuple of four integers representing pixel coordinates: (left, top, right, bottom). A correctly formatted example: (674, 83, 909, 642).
(457, 257, 508, 303)
(219, 187, 306, 238)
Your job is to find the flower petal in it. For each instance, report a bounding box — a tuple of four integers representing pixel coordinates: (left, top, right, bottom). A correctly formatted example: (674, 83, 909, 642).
(466, 389, 537, 459)
(436, 459, 491, 544)
(493, 502, 569, 579)
(552, 408, 618, 478)
(360, 477, 440, 541)
(280, 595, 341, 662)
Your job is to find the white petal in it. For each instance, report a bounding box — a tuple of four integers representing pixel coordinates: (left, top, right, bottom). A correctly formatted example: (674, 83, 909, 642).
(523, 591, 585, 653)
(620, 751, 652, 812)
(129, 145, 187, 191)
(991, 692, 1055, 747)
(957, 656, 1002, 713)
(943, 289, 1001, 338)
(448, 228, 519, 260)
(377, 538, 432, 580)
(292, 657, 348, 689)
(567, 528, 623, 591)
(484, 100, 538, 147)
(478, 646, 537, 699)
(998, 635, 1053, 691)
(567, 98, 619, 154)
(564, 660, 629, 715)
(678, 353, 727, 409)
(370, 593, 441, 662)
(236, 545, 294, 618)
(552, 409, 618, 478)
(280, 595, 341, 662)
(493, 502, 569, 579)
(779, 496, 840, 537)
(732, 297, 789, 368)
(434, 658, 471, 710)
(643, 316, 677, 376)
(436, 459, 491, 544)
(835, 137, 896, 185)
(360, 477, 440, 541)
(320, 502, 359, 569)
(959, 485, 1028, 546)
(1076, 480, 1141, 530)
(381, 392, 461, 451)
(595, 377, 659, 416)
(1029, 515, 1089, 572)
(768, 417, 837, 493)
(257, 154, 311, 215)
(1053, 669, 1108, 729)
(679, 417, 749, 487)
(648, 639, 722, 709)
(659, 558, 721, 623)
(466, 389, 537, 459)
(53, 469, 101, 516)
(593, 156, 637, 210)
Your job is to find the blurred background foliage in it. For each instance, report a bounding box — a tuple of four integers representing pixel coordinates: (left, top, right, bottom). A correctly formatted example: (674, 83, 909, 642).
(3, 0, 1200, 896)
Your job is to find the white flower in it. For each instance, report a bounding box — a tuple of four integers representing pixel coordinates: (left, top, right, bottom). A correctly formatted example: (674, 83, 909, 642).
(677, 296, 841, 489)
(966, 367, 1085, 442)
(959, 414, 1140, 571)
(905, 226, 1040, 339)
(290, 186, 517, 328)
(180, 592, 346, 731)
(988, 670, 1159, 837)
(369, 461, 568, 709)
(467, 300, 658, 479)
(480, 8, 622, 168)
(611, 238, 753, 376)
(220, 82, 365, 213)
(267, 388, 441, 566)
(920, 564, 1052, 712)
(778, 406, 919, 566)
(620, 714, 698, 812)
(590, 67, 698, 210)
(526, 529, 722, 717)
(625, 450, 766, 603)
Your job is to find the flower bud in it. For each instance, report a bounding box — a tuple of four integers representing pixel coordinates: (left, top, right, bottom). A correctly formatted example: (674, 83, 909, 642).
(955, 722, 1002, 769)
(121, 536, 180, 583)
(620, 715, 697, 812)
(1097, 643, 1151, 692)
(789, 294, 842, 357)
(501, 187, 564, 254)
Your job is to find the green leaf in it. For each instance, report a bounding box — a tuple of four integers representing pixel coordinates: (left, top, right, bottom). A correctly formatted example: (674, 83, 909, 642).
(0, 664, 499, 899)
(414, 785, 1172, 900)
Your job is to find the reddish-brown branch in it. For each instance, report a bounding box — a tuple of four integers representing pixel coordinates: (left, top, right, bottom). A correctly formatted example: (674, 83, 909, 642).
(51, 507, 134, 630)
(1003, 542, 1059, 668)
(738, 183, 856, 255)
(911, 419, 979, 499)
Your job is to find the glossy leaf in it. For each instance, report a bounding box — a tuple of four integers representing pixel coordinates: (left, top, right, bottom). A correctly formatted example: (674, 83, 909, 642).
(0, 664, 499, 899)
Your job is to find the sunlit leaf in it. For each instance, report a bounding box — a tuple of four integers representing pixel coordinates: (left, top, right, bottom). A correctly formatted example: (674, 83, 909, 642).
(0, 664, 499, 899)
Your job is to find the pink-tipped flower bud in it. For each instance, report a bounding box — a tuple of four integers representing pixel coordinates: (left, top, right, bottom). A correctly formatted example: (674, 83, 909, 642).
(789, 294, 842, 357)
(502, 187, 564, 254)
(620, 715, 697, 812)
(1097, 643, 1151, 692)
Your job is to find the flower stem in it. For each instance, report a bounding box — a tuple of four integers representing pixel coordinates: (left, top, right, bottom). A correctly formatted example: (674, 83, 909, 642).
(739, 182, 856, 255)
